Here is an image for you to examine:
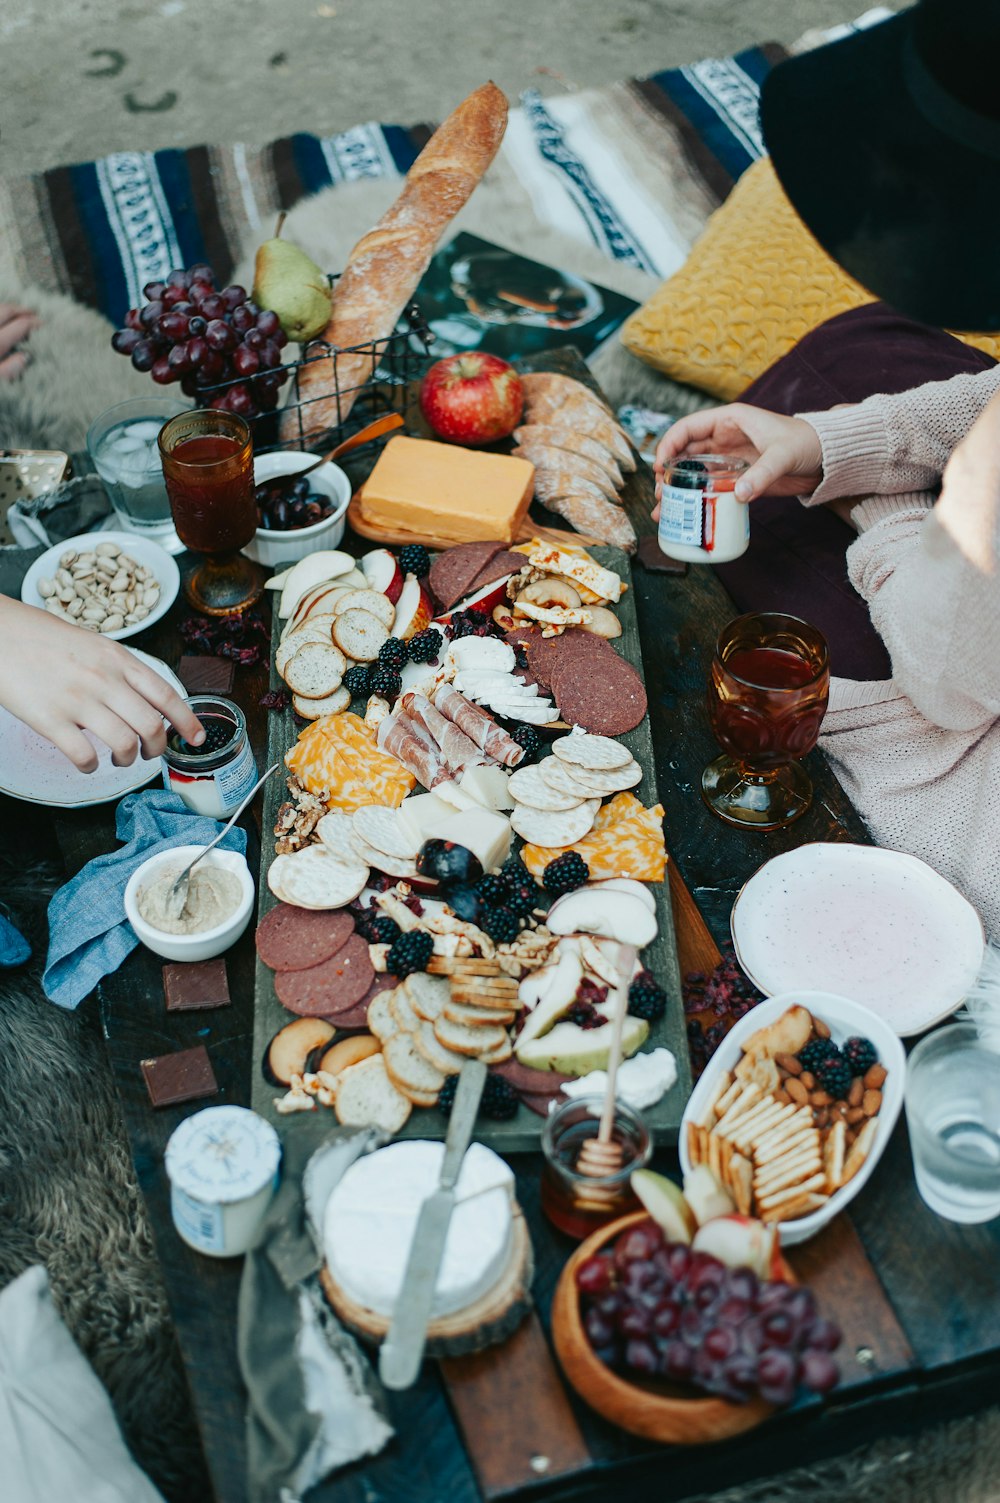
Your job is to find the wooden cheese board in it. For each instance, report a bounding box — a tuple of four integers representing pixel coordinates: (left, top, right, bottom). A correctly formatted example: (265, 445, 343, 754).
(251, 542, 691, 1151)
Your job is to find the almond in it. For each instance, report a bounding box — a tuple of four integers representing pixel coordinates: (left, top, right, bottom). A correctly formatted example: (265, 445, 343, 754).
(846, 1106, 865, 1124)
(810, 1089, 832, 1107)
(785, 1077, 809, 1105)
(812, 1016, 831, 1039)
(862, 1088, 883, 1116)
(775, 1053, 802, 1076)
(848, 1078, 864, 1107)
(864, 1063, 887, 1089)
(800, 1070, 816, 1091)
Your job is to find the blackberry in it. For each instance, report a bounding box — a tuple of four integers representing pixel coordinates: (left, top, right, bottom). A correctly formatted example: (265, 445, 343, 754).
(502, 852, 530, 885)
(343, 664, 371, 699)
(511, 724, 541, 761)
(408, 626, 443, 664)
(628, 970, 667, 1023)
(480, 905, 520, 944)
(437, 1075, 458, 1115)
(815, 1054, 853, 1100)
(369, 666, 402, 700)
(797, 1038, 840, 1073)
(506, 880, 539, 919)
(399, 543, 430, 577)
(843, 1036, 878, 1075)
(481, 1075, 519, 1121)
(476, 873, 511, 907)
(377, 636, 408, 671)
(543, 851, 590, 896)
(370, 915, 401, 946)
(387, 929, 433, 978)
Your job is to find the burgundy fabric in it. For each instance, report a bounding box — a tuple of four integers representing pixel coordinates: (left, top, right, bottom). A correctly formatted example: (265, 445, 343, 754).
(712, 303, 997, 681)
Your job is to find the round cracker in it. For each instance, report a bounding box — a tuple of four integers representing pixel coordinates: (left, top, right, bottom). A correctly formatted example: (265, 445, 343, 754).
(330, 588, 396, 628)
(315, 811, 358, 860)
(510, 798, 600, 847)
(332, 608, 390, 662)
(507, 762, 586, 811)
(283, 641, 347, 697)
(255, 903, 354, 971)
(349, 831, 419, 878)
(538, 756, 599, 800)
(270, 844, 368, 910)
(274, 934, 374, 1015)
(553, 730, 632, 771)
(553, 758, 642, 795)
(293, 685, 351, 719)
(353, 804, 422, 861)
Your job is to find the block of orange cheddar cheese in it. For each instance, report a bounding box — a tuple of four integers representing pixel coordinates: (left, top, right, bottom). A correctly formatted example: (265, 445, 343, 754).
(358, 435, 535, 546)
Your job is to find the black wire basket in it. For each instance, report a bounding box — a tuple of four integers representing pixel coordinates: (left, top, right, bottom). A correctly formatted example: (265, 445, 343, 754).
(201, 297, 434, 459)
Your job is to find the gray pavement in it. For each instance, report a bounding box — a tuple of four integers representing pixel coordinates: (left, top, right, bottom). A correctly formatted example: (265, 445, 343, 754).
(2, 0, 902, 176)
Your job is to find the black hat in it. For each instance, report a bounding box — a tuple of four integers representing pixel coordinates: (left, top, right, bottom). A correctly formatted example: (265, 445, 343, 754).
(760, 0, 1000, 331)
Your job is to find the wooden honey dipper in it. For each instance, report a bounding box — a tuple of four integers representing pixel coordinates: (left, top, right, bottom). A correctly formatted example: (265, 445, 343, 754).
(574, 943, 638, 1209)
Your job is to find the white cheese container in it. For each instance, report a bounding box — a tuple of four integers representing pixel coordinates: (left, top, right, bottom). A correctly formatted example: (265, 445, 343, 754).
(165, 1105, 281, 1258)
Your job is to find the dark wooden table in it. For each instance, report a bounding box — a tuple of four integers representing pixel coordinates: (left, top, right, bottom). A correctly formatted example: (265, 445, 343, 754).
(12, 351, 1000, 1503)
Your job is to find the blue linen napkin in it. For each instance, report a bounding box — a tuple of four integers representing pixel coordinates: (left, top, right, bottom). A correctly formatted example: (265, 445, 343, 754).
(43, 788, 247, 1010)
(0, 914, 30, 968)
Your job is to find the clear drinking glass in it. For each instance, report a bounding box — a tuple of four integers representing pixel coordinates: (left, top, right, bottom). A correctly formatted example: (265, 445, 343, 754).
(87, 396, 187, 544)
(702, 612, 830, 831)
(158, 410, 264, 615)
(904, 1023, 1000, 1224)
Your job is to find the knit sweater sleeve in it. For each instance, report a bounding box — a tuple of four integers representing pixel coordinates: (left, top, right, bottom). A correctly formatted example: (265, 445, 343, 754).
(794, 365, 1000, 508)
(843, 411, 1000, 730)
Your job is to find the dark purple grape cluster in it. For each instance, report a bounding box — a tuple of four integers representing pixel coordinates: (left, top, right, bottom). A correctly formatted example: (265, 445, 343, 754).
(577, 1219, 841, 1405)
(683, 948, 764, 1076)
(110, 263, 290, 419)
(255, 474, 335, 532)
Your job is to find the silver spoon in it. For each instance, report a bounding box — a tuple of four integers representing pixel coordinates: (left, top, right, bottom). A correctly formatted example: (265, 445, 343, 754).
(163, 762, 280, 921)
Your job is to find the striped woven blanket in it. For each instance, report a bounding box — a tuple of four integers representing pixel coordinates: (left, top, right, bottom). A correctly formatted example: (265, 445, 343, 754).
(0, 44, 783, 327)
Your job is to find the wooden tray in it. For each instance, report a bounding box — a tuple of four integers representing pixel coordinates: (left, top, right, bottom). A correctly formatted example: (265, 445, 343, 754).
(251, 543, 691, 1151)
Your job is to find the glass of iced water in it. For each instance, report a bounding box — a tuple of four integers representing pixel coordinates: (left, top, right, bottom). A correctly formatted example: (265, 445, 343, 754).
(905, 1023, 1000, 1223)
(87, 397, 188, 542)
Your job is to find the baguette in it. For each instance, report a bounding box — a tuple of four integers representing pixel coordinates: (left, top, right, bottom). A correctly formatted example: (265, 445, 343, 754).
(284, 82, 508, 444)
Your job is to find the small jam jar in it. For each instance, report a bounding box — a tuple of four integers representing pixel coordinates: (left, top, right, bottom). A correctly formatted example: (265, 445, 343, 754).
(657, 454, 750, 564)
(165, 1106, 281, 1258)
(162, 695, 258, 818)
(540, 1096, 652, 1240)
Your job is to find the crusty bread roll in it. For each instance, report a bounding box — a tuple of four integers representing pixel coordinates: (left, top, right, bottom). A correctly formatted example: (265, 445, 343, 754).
(284, 82, 508, 445)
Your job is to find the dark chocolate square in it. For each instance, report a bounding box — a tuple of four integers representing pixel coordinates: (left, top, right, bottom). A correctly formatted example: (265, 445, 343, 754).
(163, 958, 231, 1012)
(140, 1045, 219, 1108)
(637, 536, 688, 575)
(177, 655, 235, 695)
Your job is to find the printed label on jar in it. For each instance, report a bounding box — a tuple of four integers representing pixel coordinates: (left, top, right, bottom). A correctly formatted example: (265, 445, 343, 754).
(171, 1185, 225, 1253)
(659, 480, 708, 550)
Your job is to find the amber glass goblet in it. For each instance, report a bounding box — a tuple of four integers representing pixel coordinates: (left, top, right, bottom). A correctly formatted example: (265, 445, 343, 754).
(158, 410, 264, 615)
(702, 612, 830, 831)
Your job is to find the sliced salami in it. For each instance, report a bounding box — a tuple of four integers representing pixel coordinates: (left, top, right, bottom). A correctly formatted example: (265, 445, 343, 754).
(325, 974, 399, 1030)
(274, 933, 374, 1015)
(461, 549, 528, 599)
(490, 1058, 572, 1094)
(255, 904, 354, 972)
(552, 654, 647, 736)
(429, 541, 505, 612)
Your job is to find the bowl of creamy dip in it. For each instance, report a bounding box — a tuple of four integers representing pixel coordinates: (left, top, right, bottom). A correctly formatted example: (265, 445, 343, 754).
(125, 845, 255, 961)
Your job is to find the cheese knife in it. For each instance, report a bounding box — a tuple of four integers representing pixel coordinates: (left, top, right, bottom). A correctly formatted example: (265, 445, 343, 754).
(379, 1058, 487, 1390)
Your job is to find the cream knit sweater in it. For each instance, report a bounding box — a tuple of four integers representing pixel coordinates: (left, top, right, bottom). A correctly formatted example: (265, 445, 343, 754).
(796, 366, 1000, 940)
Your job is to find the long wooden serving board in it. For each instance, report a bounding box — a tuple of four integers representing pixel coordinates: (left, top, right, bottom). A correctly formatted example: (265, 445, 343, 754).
(251, 546, 692, 1151)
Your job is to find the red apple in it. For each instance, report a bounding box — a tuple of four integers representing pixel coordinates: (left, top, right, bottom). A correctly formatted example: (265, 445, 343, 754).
(360, 548, 404, 603)
(419, 353, 524, 446)
(434, 576, 513, 624)
(394, 574, 436, 639)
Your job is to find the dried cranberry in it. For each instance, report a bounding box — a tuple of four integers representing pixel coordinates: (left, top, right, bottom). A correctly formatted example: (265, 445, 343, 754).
(259, 688, 290, 711)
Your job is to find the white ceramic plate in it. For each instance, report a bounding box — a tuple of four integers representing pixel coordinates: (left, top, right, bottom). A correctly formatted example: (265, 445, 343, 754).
(0, 648, 185, 807)
(20, 530, 180, 641)
(731, 843, 984, 1036)
(680, 990, 906, 1245)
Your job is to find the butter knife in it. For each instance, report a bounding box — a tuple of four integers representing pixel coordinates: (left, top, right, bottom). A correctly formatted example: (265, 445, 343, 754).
(379, 1058, 487, 1390)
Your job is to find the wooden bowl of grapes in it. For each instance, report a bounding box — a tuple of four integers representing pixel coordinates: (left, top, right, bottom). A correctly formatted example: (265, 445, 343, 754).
(551, 1212, 839, 1445)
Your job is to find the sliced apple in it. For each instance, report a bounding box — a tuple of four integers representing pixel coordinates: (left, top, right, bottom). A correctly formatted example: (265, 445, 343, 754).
(278, 550, 355, 618)
(691, 1215, 777, 1279)
(632, 1168, 697, 1244)
(546, 888, 657, 948)
(589, 878, 657, 915)
(289, 581, 353, 629)
(516, 578, 582, 610)
(395, 573, 436, 640)
(360, 548, 405, 603)
(263, 1017, 336, 1086)
(515, 1014, 649, 1074)
(435, 576, 512, 624)
(579, 606, 622, 640)
(518, 961, 558, 1011)
(264, 567, 293, 592)
(516, 944, 584, 1048)
(683, 1164, 736, 1226)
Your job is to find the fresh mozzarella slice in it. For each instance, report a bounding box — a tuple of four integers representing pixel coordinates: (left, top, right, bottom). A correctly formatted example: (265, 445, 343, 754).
(492, 699, 560, 724)
(445, 637, 516, 674)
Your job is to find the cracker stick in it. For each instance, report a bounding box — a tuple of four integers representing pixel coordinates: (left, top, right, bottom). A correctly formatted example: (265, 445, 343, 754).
(756, 1171, 827, 1211)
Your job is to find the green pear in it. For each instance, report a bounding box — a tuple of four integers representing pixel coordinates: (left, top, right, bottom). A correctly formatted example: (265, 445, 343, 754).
(252, 213, 332, 343)
(631, 1169, 697, 1244)
(515, 1016, 649, 1074)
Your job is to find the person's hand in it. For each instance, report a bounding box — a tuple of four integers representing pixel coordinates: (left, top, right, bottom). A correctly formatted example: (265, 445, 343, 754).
(0, 596, 204, 772)
(652, 404, 824, 517)
(0, 303, 39, 381)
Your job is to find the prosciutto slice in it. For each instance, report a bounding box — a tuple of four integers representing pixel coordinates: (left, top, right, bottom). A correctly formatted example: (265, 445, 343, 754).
(380, 710, 444, 789)
(404, 693, 488, 777)
(434, 683, 525, 768)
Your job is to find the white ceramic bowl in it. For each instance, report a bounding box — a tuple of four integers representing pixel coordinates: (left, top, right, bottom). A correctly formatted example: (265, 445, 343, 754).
(679, 991, 906, 1245)
(245, 451, 351, 567)
(20, 530, 180, 642)
(124, 845, 255, 962)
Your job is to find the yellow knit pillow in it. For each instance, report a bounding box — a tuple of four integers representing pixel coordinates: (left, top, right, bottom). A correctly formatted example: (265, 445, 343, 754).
(620, 157, 1000, 401)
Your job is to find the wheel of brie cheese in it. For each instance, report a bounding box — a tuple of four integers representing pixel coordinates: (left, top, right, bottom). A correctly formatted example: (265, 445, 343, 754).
(322, 1140, 534, 1355)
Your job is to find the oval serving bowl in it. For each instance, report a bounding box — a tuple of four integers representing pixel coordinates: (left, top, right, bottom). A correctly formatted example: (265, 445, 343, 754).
(551, 1211, 788, 1445)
